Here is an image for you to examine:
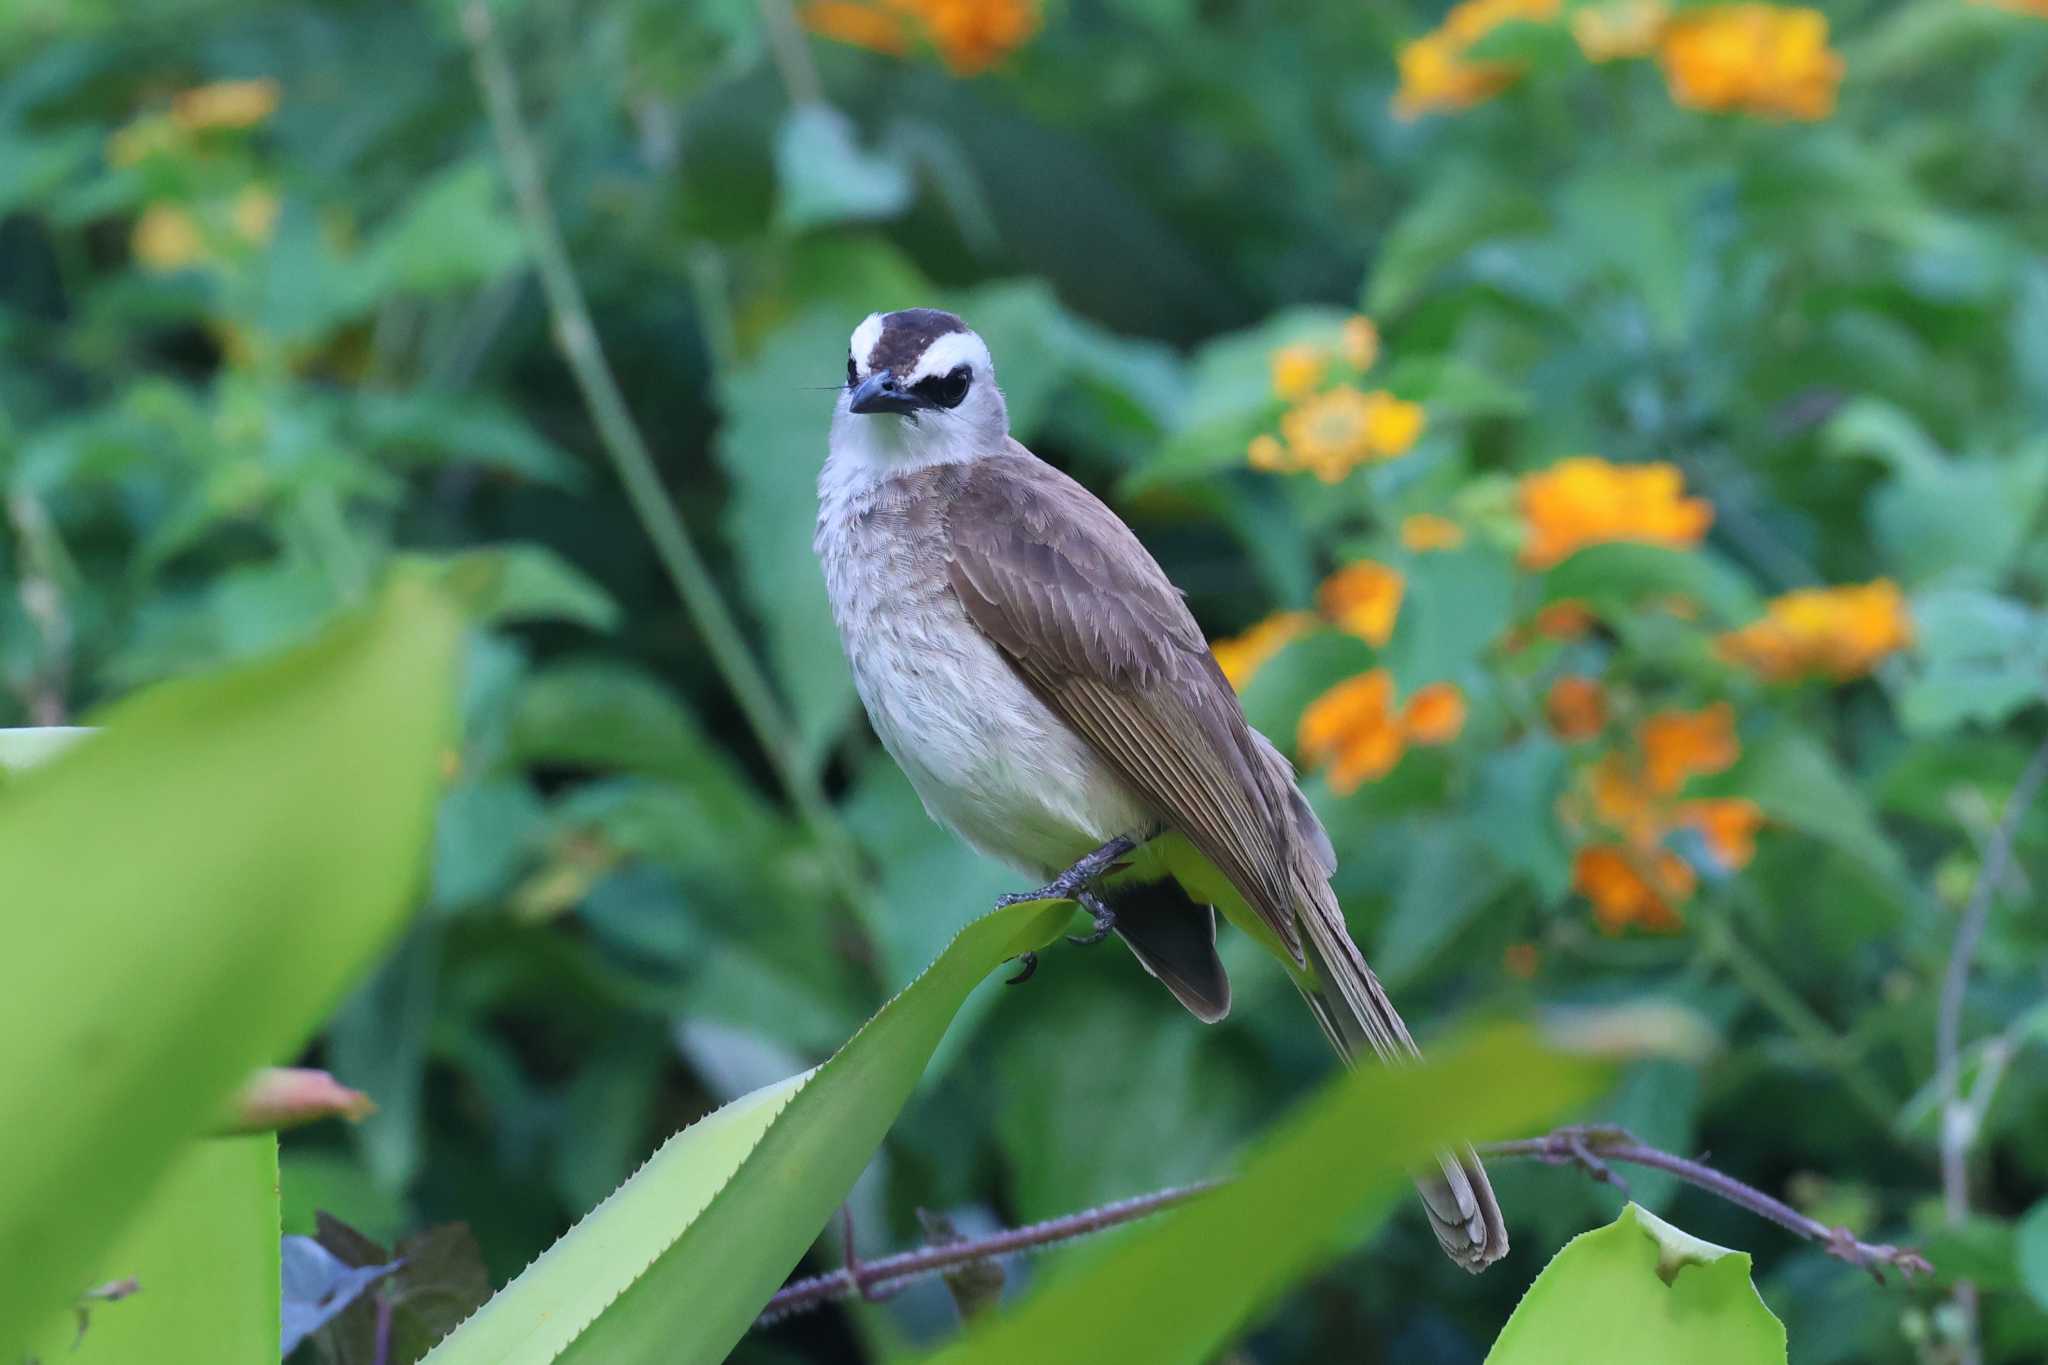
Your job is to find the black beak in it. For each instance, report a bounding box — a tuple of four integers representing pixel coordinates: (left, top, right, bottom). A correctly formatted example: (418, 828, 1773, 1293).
(848, 368, 924, 416)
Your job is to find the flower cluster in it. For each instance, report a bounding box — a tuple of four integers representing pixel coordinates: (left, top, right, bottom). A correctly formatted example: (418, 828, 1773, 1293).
(1717, 580, 1912, 682)
(1562, 703, 1764, 931)
(1300, 671, 1467, 794)
(1516, 456, 1714, 569)
(1210, 611, 1317, 692)
(802, 0, 1039, 76)
(1210, 557, 1411, 692)
(111, 81, 283, 275)
(1658, 5, 1844, 120)
(1395, 0, 1844, 123)
(1247, 318, 1424, 482)
(1394, 0, 1560, 118)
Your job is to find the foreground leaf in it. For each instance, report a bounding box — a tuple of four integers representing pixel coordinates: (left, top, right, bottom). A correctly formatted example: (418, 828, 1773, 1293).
(19, 1137, 280, 1364)
(424, 896, 1071, 1364)
(927, 1024, 1610, 1365)
(1485, 1203, 1787, 1364)
(0, 582, 460, 1343)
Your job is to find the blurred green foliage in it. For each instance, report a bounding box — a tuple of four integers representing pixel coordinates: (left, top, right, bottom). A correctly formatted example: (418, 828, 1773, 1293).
(3, 0, 2046, 1360)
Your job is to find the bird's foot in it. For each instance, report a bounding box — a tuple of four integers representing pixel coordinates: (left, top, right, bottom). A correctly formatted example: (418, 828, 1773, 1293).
(992, 834, 1139, 909)
(1066, 892, 1117, 948)
(1005, 951, 1039, 986)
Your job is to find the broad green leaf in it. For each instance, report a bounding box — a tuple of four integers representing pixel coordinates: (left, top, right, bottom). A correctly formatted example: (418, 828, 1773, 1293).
(1367, 165, 1547, 316)
(1485, 1203, 1786, 1364)
(425, 544, 623, 632)
(19, 1137, 279, 1364)
(928, 1025, 1609, 1365)
(774, 103, 914, 233)
(1385, 544, 1517, 690)
(2018, 1199, 2048, 1311)
(1542, 543, 1762, 627)
(424, 896, 1071, 1365)
(713, 310, 863, 768)
(365, 158, 528, 294)
(1896, 588, 2048, 735)
(0, 582, 460, 1342)
(1375, 820, 1510, 987)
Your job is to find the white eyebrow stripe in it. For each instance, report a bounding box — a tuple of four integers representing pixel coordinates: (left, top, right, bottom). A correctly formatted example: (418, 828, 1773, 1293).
(905, 331, 991, 382)
(849, 313, 886, 374)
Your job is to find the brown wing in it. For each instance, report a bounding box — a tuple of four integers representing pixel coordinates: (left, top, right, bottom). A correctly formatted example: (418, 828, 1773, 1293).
(943, 444, 1305, 961)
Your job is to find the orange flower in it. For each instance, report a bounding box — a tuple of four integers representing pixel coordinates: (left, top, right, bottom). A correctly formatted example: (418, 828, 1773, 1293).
(1517, 456, 1714, 568)
(1573, 0, 1670, 59)
(1587, 752, 1662, 846)
(171, 78, 281, 131)
(1247, 433, 1288, 472)
(1363, 391, 1427, 457)
(803, 0, 1038, 75)
(1342, 315, 1381, 372)
(1403, 682, 1467, 744)
(1301, 670, 1404, 794)
(1401, 514, 1466, 553)
(1394, 0, 1562, 117)
(1640, 702, 1738, 795)
(1679, 798, 1764, 871)
(1211, 611, 1316, 692)
(1319, 561, 1404, 647)
(1574, 845, 1693, 932)
(1270, 386, 1424, 481)
(1657, 5, 1843, 121)
(1271, 343, 1326, 401)
(1716, 580, 1913, 683)
(1546, 676, 1608, 741)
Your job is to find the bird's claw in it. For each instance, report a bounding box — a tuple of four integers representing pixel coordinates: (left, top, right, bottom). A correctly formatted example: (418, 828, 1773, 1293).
(1065, 893, 1116, 948)
(1005, 951, 1039, 985)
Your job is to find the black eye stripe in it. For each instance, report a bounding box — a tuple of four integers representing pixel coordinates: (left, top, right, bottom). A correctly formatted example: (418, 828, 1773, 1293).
(846, 355, 857, 384)
(911, 364, 972, 408)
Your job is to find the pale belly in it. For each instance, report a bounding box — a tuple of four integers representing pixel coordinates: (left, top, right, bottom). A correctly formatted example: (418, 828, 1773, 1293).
(820, 529, 1150, 878)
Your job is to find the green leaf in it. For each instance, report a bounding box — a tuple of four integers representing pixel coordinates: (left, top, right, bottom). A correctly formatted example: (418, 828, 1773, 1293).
(926, 1024, 1608, 1365)
(1541, 543, 1762, 628)
(1375, 820, 1510, 987)
(712, 310, 862, 769)
(366, 159, 528, 294)
(1385, 544, 1517, 690)
(774, 103, 914, 233)
(0, 582, 460, 1342)
(1485, 1204, 1787, 1364)
(422, 896, 1071, 1364)
(1367, 165, 1548, 316)
(2018, 1199, 2048, 1311)
(18, 1137, 279, 1364)
(1896, 588, 2048, 735)
(425, 544, 623, 632)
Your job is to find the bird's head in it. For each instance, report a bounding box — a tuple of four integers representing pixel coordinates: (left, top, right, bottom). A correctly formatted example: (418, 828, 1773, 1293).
(832, 308, 1008, 468)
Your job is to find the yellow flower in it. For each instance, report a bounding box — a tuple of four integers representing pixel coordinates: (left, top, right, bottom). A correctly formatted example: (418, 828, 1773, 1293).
(1545, 676, 1608, 741)
(1657, 5, 1843, 121)
(1282, 385, 1378, 482)
(1716, 580, 1913, 683)
(1319, 561, 1405, 647)
(107, 114, 181, 168)
(171, 78, 281, 131)
(1572, 0, 1671, 60)
(1247, 433, 1288, 471)
(1678, 798, 1764, 871)
(1394, 0, 1561, 118)
(1402, 682, 1467, 744)
(232, 186, 280, 244)
(803, 0, 1039, 75)
(1640, 702, 1738, 795)
(1342, 315, 1381, 372)
(1211, 611, 1316, 692)
(1300, 669, 1405, 793)
(1400, 513, 1465, 552)
(1517, 456, 1714, 568)
(1271, 344, 1326, 401)
(132, 204, 204, 272)
(1363, 391, 1426, 457)
(1574, 844, 1693, 932)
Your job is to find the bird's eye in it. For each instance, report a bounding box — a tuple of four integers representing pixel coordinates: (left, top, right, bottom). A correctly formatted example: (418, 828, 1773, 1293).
(846, 355, 857, 385)
(913, 364, 972, 409)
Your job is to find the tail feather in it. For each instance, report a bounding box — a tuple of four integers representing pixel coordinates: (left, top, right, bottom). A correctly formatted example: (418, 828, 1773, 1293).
(1292, 866, 1508, 1273)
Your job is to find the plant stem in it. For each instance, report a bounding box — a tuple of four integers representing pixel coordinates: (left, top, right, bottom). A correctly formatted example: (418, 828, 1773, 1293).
(753, 1125, 1932, 1327)
(462, 4, 870, 903)
(754, 0, 824, 106)
(1933, 734, 2048, 1365)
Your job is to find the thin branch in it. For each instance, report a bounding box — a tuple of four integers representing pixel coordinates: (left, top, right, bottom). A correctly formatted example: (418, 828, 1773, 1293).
(756, 1182, 1219, 1326)
(1933, 733, 2048, 1365)
(754, 0, 825, 106)
(462, 4, 869, 899)
(753, 1125, 1933, 1327)
(1481, 1126, 1932, 1284)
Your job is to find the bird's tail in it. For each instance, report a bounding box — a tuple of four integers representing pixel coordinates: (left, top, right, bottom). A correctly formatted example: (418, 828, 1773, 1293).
(1291, 863, 1508, 1272)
